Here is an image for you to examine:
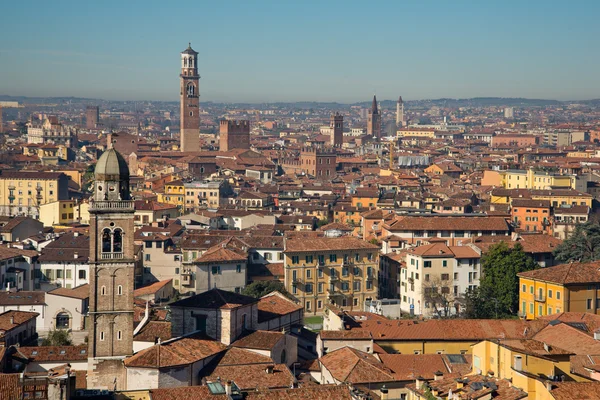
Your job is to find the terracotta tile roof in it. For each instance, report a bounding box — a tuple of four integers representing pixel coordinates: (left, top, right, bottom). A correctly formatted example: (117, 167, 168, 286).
(319, 330, 372, 340)
(0, 374, 22, 400)
(170, 288, 257, 310)
(17, 345, 88, 362)
(318, 222, 355, 232)
(469, 234, 562, 254)
(217, 347, 274, 366)
(47, 284, 89, 300)
(232, 331, 284, 351)
(518, 261, 600, 284)
(379, 354, 455, 380)
(538, 312, 600, 333)
(511, 199, 550, 208)
(150, 386, 227, 400)
(206, 363, 294, 390)
(407, 374, 527, 400)
(569, 355, 600, 379)
(351, 318, 548, 341)
(196, 245, 247, 264)
(319, 347, 395, 384)
(499, 339, 573, 357)
(133, 321, 172, 343)
(257, 292, 302, 323)
(285, 237, 378, 253)
(45, 232, 89, 249)
(0, 310, 38, 332)
(532, 323, 600, 355)
(385, 215, 510, 232)
(0, 291, 45, 306)
(408, 243, 480, 258)
(124, 334, 227, 368)
(548, 382, 600, 400)
(134, 279, 172, 297)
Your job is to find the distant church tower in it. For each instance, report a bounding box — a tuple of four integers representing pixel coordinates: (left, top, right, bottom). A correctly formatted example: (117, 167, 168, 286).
(367, 95, 381, 138)
(396, 96, 404, 128)
(180, 43, 200, 152)
(330, 113, 343, 147)
(87, 147, 135, 390)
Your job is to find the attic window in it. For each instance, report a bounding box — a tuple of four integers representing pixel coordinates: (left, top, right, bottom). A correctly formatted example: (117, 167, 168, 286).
(60, 350, 66, 355)
(31, 351, 38, 355)
(80, 350, 86, 354)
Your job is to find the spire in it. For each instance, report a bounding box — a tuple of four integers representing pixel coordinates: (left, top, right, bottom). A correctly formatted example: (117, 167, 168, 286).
(398, 96, 403, 103)
(372, 95, 378, 113)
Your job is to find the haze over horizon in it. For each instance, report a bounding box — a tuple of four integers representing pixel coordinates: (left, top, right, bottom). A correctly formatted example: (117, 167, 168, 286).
(2, 0, 599, 103)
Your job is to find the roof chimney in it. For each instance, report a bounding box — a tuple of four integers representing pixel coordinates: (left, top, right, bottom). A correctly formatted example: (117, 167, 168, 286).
(434, 371, 443, 381)
(225, 380, 232, 396)
(74, 252, 79, 259)
(10, 316, 14, 324)
(380, 385, 389, 400)
(415, 376, 424, 390)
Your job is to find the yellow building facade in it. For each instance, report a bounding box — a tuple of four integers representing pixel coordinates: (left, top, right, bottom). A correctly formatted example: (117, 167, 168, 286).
(0, 171, 70, 217)
(157, 180, 185, 210)
(518, 277, 565, 319)
(500, 169, 575, 190)
(284, 237, 379, 315)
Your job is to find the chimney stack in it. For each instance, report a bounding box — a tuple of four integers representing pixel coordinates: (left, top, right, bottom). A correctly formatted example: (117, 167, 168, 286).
(434, 371, 443, 381)
(10, 316, 14, 324)
(380, 385, 389, 400)
(225, 380, 232, 395)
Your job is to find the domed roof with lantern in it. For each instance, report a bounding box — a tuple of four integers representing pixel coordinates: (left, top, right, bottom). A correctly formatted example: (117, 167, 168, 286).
(95, 148, 130, 181)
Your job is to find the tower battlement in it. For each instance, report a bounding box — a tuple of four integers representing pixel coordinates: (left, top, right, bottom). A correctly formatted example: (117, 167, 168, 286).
(220, 119, 250, 133)
(219, 119, 250, 151)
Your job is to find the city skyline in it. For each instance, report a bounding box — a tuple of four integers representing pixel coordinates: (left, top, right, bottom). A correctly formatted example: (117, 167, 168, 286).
(2, 1, 599, 102)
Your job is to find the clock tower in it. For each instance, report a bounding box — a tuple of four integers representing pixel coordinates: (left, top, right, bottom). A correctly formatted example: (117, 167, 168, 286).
(180, 43, 200, 152)
(87, 147, 135, 390)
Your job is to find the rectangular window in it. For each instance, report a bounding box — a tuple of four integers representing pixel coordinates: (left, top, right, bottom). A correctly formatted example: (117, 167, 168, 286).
(522, 284, 526, 292)
(305, 283, 313, 293)
(236, 265, 242, 273)
(530, 303, 534, 314)
(78, 270, 86, 279)
(56, 270, 63, 279)
(306, 269, 311, 279)
(588, 299, 593, 309)
(66, 270, 72, 279)
(305, 255, 313, 264)
(318, 268, 323, 278)
(329, 254, 337, 262)
(211, 266, 221, 275)
(442, 260, 447, 267)
(342, 267, 349, 277)
(145, 254, 151, 261)
(292, 256, 299, 264)
(556, 291, 561, 300)
(318, 282, 324, 293)
(530, 286, 534, 294)
(424, 261, 432, 268)
(317, 300, 323, 309)
(548, 289, 552, 298)
(145, 241, 152, 248)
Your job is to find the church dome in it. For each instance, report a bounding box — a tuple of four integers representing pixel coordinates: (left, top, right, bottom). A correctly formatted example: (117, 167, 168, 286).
(95, 148, 130, 180)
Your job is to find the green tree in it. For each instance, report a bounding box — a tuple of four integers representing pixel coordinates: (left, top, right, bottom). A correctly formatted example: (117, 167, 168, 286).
(316, 219, 330, 228)
(553, 221, 600, 263)
(242, 281, 289, 299)
(466, 242, 538, 318)
(41, 329, 73, 346)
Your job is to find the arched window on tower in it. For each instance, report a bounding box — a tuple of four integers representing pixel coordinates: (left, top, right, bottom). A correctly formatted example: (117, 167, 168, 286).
(187, 83, 195, 96)
(113, 229, 122, 253)
(102, 229, 111, 253)
(184, 58, 188, 67)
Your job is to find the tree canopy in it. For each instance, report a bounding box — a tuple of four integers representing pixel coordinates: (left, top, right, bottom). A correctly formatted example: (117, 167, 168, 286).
(553, 221, 600, 263)
(41, 329, 73, 346)
(241, 280, 288, 299)
(464, 242, 538, 319)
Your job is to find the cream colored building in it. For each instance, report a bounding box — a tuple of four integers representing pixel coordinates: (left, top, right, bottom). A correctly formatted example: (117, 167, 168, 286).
(284, 237, 379, 315)
(0, 171, 70, 218)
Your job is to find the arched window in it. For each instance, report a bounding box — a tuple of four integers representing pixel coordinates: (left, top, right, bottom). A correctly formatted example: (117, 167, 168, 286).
(113, 229, 122, 253)
(280, 349, 287, 364)
(56, 312, 69, 329)
(187, 83, 195, 96)
(184, 58, 188, 67)
(117, 285, 123, 295)
(101, 229, 111, 253)
(101, 286, 107, 296)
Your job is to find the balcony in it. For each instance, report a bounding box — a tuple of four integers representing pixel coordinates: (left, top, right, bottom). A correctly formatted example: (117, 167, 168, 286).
(100, 252, 124, 260)
(329, 275, 339, 282)
(292, 277, 303, 285)
(90, 200, 135, 212)
(342, 259, 354, 267)
(535, 294, 546, 303)
(181, 273, 193, 286)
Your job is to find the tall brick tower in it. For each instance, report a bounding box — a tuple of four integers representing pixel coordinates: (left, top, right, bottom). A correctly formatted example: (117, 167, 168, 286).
(396, 96, 404, 128)
(330, 113, 343, 147)
(367, 95, 381, 138)
(86, 106, 99, 129)
(180, 43, 200, 152)
(87, 147, 135, 390)
(219, 119, 250, 151)
(0, 106, 3, 133)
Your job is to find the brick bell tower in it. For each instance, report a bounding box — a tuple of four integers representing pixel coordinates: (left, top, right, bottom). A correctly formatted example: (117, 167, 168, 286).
(87, 146, 135, 390)
(180, 43, 200, 152)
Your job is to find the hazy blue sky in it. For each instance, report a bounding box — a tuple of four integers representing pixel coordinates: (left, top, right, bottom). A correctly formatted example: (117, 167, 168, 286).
(1, 1, 599, 102)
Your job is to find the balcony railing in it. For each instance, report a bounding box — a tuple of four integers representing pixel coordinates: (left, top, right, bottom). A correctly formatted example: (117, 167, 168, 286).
(90, 200, 135, 212)
(329, 275, 339, 282)
(292, 277, 303, 285)
(535, 294, 546, 302)
(100, 252, 124, 260)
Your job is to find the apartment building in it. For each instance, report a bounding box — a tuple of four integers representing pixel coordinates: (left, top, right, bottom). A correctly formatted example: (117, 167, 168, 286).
(184, 180, 232, 212)
(402, 243, 481, 317)
(283, 237, 379, 314)
(383, 215, 510, 246)
(518, 261, 600, 319)
(0, 171, 70, 218)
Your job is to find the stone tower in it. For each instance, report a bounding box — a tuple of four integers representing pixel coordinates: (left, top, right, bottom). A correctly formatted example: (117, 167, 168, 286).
(87, 147, 135, 390)
(367, 95, 381, 138)
(86, 106, 99, 129)
(180, 43, 200, 152)
(330, 113, 343, 147)
(219, 119, 250, 151)
(396, 96, 404, 128)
